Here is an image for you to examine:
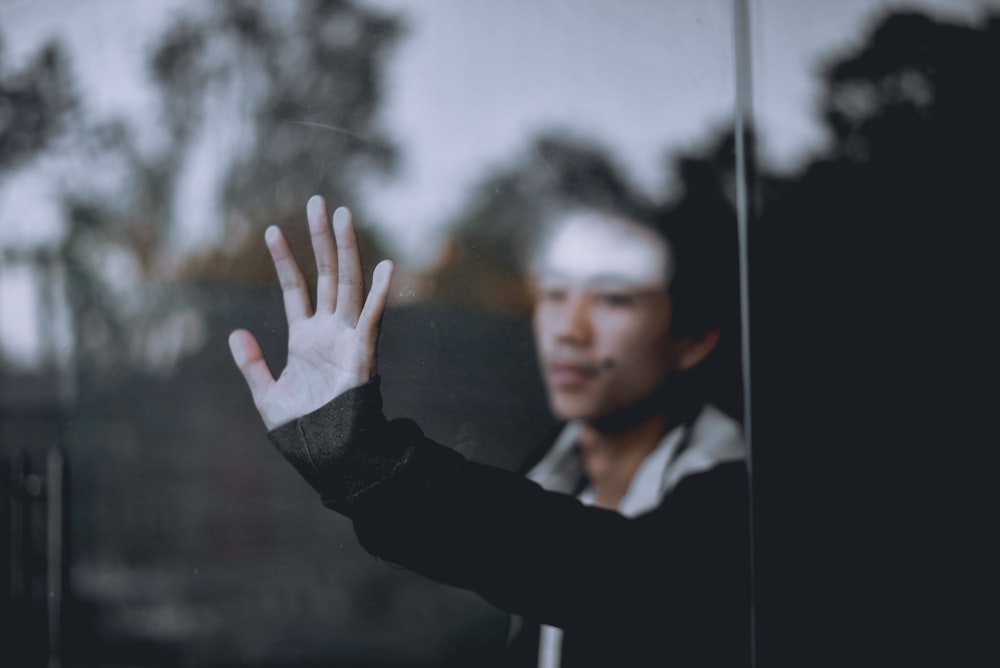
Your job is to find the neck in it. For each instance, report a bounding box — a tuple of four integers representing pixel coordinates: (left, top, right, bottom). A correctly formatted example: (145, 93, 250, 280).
(577, 411, 674, 511)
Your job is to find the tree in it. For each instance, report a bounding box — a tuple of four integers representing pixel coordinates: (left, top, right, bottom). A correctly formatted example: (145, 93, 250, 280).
(0, 37, 77, 175)
(149, 0, 401, 281)
(428, 132, 645, 311)
(2, 1, 405, 379)
(748, 12, 1000, 666)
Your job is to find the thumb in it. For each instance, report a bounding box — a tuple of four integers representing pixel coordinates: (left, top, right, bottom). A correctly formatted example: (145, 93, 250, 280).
(228, 329, 276, 415)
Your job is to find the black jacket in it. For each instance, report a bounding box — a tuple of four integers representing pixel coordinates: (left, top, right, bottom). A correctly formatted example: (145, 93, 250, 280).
(268, 377, 751, 667)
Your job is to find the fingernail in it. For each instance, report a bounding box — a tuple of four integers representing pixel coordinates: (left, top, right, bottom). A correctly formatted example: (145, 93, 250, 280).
(265, 226, 280, 244)
(307, 195, 324, 221)
(228, 332, 246, 365)
(333, 206, 351, 229)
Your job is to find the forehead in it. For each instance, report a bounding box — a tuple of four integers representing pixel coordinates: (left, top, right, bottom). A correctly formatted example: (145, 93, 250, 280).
(534, 213, 673, 289)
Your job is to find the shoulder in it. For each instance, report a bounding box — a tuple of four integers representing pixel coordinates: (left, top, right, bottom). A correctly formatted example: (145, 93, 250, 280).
(638, 461, 751, 584)
(672, 460, 749, 499)
(641, 460, 749, 538)
(662, 460, 748, 506)
(686, 404, 746, 467)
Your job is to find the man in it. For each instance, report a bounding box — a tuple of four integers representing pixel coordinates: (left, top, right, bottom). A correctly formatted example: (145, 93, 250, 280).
(229, 194, 750, 667)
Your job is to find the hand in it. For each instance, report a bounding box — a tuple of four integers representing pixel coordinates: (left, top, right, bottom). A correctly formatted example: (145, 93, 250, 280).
(229, 196, 393, 430)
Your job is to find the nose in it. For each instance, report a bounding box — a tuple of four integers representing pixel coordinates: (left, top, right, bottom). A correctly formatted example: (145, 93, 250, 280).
(553, 292, 591, 344)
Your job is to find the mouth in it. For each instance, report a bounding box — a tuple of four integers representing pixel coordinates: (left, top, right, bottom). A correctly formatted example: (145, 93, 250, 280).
(546, 362, 600, 388)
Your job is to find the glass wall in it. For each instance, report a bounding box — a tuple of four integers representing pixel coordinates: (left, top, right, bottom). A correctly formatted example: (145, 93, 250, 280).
(0, 2, 737, 665)
(4, 0, 995, 665)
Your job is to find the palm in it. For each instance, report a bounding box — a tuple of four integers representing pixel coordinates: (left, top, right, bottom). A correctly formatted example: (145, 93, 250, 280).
(229, 196, 393, 430)
(264, 316, 366, 423)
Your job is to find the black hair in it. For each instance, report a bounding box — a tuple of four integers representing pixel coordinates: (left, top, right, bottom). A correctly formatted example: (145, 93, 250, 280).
(538, 192, 739, 342)
(655, 195, 740, 341)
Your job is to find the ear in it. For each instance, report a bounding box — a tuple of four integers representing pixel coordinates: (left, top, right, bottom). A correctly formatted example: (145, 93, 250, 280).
(676, 328, 721, 372)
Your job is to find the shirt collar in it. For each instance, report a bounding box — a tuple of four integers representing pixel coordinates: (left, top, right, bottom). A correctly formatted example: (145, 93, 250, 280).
(526, 405, 746, 517)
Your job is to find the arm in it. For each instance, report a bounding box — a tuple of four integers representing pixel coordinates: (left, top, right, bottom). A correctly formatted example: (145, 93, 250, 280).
(268, 380, 750, 634)
(230, 199, 748, 633)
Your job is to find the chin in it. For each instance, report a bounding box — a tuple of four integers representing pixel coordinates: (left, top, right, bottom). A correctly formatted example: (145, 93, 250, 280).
(548, 397, 604, 422)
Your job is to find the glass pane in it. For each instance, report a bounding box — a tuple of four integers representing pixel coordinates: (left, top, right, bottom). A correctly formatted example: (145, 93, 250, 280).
(1, 1, 742, 665)
(745, 1, 999, 664)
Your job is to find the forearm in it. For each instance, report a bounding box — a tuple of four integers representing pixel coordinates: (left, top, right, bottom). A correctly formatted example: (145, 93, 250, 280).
(267, 379, 750, 629)
(266, 376, 417, 510)
(267, 379, 621, 620)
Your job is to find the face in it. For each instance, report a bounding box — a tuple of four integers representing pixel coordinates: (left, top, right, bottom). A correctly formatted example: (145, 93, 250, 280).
(532, 212, 689, 423)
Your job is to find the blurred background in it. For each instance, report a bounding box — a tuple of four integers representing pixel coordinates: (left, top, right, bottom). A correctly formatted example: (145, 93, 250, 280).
(1, 0, 997, 666)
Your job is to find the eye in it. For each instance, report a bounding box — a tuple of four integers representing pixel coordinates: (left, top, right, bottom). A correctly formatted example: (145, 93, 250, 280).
(538, 287, 568, 302)
(595, 292, 634, 307)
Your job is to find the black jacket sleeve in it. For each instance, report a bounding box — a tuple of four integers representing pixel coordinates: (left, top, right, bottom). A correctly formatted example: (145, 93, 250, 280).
(267, 377, 750, 641)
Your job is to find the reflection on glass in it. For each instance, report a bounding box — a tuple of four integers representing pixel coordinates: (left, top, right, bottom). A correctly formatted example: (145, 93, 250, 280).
(0, 1, 750, 665)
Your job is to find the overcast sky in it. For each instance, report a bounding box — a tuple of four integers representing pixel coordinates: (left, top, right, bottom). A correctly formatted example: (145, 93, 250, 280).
(1, 0, 996, 368)
(1, 0, 996, 266)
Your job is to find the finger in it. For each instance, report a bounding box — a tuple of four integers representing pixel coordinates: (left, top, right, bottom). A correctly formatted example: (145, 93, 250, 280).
(228, 329, 276, 412)
(306, 195, 338, 313)
(332, 206, 364, 323)
(356, 259, 394, 356)
(266, 225, 312, 324)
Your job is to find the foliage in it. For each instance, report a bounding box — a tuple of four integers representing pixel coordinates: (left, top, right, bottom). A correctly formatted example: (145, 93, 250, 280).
(0, 0, 404, 380)
(428, 133, 646, 311)
(749, 13, 1000, 663)
(150, 0, 401, 254)
(0, 38, 78, 175)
